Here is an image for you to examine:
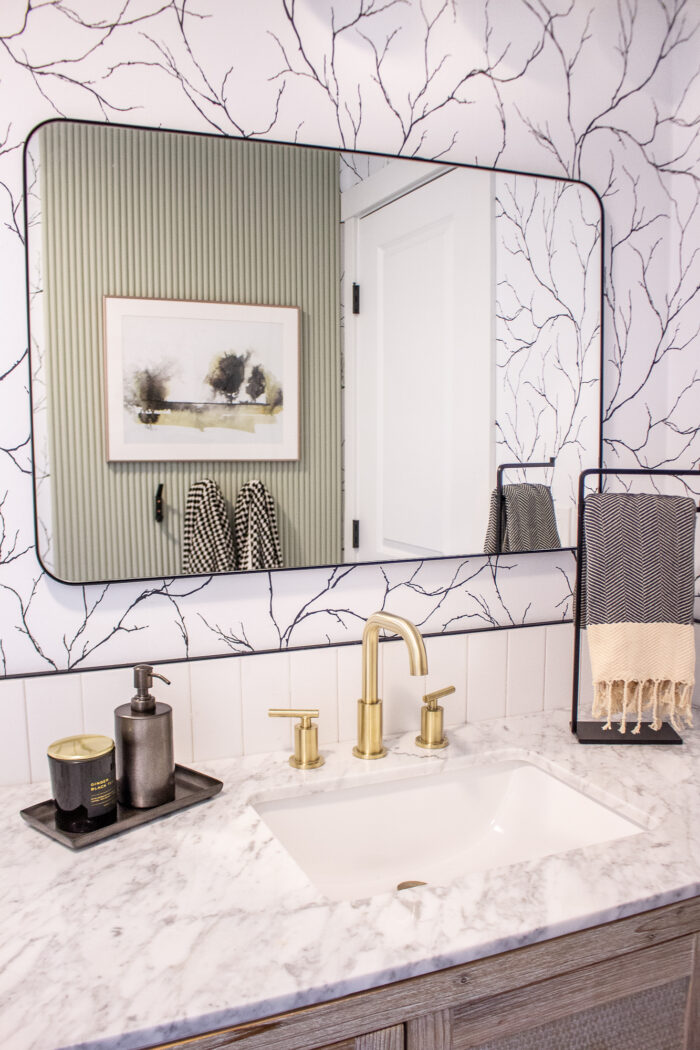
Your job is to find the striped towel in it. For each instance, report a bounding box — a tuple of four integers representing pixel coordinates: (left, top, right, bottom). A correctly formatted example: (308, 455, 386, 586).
(582, 491, 696, 733)
(483, 483, 561, 553)
(182, 479, 236, 574)
(233, 480, 283, 571)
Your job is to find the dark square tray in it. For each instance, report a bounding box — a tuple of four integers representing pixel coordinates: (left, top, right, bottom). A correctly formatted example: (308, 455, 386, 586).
(20, 764, 223, 849)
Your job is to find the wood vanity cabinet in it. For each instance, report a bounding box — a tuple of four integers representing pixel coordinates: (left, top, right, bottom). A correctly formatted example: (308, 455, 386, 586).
(151, 897, 700, 1050)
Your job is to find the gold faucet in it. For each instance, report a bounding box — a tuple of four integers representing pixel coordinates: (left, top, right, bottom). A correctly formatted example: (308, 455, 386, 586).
(353, 611, 428, 760)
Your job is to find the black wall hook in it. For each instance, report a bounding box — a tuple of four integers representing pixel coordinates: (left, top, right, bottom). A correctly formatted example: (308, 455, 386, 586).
(155, 483, 164, 523)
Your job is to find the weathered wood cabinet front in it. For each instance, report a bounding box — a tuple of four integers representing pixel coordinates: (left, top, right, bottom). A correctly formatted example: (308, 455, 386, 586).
(152, 897, 700, 1050)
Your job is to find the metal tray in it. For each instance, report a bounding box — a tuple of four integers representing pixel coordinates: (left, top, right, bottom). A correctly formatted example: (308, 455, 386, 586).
(20, 764, 223, 849)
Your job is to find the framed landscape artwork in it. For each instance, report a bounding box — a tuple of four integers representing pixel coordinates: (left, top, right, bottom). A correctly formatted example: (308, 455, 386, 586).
(103, 297, 300, 462)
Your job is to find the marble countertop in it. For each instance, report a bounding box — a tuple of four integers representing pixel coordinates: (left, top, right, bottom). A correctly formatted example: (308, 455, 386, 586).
(2, 710, 699, 1050)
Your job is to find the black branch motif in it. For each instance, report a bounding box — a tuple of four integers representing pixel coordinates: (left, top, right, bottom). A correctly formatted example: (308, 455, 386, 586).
(0, 492, 31, 567)
(0, 573, 209, 672)
(495, 175, 601, 523)
(269, 566, 366, 649)
(196, 614, 255, 655)
(509, 0, 700, 473)
(270, 0, 552, 156)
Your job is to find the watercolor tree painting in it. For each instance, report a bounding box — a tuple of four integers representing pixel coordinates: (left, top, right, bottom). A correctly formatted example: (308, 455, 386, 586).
(105, 298, 299, 462)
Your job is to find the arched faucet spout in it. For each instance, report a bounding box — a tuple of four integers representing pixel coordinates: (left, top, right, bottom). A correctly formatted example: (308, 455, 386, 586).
(361, 612, 428, 704)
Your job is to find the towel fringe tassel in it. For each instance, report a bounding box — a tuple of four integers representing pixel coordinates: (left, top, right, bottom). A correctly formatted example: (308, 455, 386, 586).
(592, 677, 694, 734)
(602, 680, 613, 731)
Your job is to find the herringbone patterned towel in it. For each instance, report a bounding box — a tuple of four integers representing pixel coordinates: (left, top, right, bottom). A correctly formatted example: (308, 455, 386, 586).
(484, 483, 561, 553)
(582, 491, 696, 733)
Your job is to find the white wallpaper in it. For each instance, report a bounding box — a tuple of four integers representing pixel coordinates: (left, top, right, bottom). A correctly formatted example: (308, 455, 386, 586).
(0, 0, 698, 677)
(494, 173, 602, 540)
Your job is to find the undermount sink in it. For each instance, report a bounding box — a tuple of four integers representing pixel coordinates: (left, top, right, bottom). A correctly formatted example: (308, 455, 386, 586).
(253, 757, 644, 901)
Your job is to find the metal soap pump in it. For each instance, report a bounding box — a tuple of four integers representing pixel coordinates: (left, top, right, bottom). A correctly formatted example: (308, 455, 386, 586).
(115, 664, 174, 808)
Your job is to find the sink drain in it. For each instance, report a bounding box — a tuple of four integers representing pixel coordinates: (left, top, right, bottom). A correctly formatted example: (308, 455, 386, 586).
(396, 880, 427, 891)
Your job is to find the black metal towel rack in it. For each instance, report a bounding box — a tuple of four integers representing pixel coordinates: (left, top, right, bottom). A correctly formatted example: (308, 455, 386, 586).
(571, 466, 700, 745)
(495, 457, 555, 553)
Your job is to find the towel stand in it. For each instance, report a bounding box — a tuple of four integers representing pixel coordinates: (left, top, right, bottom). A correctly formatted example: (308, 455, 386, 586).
(495, 457, 555, 553)
(571, 466, 700, 745)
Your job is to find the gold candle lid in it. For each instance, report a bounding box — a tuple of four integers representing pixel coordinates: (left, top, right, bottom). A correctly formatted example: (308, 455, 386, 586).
(47, 734, 114, 762)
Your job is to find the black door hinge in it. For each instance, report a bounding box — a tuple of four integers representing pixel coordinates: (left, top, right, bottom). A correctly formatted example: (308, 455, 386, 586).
(352, 283, 360, 315)
(352, 519, 360, 548)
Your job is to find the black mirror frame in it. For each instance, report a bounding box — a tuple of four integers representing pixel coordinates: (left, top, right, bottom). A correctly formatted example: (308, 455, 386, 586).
(24, 116, 605, 588)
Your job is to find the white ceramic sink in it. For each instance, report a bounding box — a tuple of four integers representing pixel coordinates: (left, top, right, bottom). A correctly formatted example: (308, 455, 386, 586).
(253, 758, 644, 901)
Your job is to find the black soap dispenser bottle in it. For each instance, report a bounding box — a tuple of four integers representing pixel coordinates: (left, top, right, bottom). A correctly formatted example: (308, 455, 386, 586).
(115, 664, 175, 809)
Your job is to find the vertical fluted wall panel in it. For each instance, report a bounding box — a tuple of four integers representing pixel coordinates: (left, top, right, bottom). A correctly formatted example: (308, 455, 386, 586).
(41, 122, 341, 581)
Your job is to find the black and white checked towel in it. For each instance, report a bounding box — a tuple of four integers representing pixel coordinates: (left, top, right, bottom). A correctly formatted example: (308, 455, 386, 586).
(582, 491, 696, 733)
(233, 479, 282, 571)
(182, 479, 236, 575)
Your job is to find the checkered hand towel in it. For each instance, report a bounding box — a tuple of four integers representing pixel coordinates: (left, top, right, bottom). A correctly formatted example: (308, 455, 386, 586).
(583, 491, 695, 733)
(483, 483, 561, 553)
(182, 479, 236, 575)
(234, 480, 283, 571)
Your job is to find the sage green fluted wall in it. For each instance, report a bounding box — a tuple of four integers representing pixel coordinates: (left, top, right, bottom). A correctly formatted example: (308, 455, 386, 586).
(39, 122, 341, 581)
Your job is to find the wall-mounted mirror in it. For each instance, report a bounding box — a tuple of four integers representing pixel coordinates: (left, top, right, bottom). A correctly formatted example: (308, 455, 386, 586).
(25, 120, 602, 584)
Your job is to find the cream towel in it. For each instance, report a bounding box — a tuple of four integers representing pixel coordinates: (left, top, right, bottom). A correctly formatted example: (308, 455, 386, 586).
(588, 623, 694, 732)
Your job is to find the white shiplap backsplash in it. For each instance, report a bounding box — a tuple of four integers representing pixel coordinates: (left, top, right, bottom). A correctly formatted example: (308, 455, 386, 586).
(3, 624, 699, 787)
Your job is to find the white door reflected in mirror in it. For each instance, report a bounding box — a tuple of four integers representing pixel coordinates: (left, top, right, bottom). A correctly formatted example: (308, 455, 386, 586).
(346, 164, 492, 561)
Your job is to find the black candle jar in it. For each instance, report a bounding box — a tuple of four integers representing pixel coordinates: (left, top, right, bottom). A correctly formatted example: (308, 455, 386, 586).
(47, 735, 118, 834)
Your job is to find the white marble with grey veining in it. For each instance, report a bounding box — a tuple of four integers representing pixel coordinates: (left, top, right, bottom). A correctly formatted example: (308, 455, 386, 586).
(1, 710, 698, 1050)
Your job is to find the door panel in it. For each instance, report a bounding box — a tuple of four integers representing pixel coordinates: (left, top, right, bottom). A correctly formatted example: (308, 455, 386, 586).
(350, 168, 494, 561)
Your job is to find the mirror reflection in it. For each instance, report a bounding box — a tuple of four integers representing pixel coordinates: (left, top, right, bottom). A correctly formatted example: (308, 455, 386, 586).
(26, 121, 601, 584)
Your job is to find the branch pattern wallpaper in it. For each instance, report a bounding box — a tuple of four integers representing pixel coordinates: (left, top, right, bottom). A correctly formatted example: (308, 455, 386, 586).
(0, 0, 698, 677)
(494, 173, 602, 538)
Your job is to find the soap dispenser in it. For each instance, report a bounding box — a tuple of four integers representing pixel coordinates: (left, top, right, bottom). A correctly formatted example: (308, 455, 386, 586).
(115, 664, 174, 808)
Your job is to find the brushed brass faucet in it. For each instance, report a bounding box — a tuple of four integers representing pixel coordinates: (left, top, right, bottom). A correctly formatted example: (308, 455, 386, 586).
(353, 611, 428, 760)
